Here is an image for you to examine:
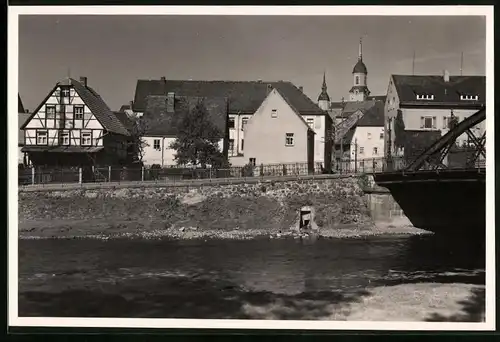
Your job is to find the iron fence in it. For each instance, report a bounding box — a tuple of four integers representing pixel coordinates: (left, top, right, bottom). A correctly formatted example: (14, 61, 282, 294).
(18, 152, 486, 187)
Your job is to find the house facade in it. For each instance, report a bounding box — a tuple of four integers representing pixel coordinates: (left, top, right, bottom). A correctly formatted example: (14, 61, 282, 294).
(346, 100, 385, 171)
(384, 73, 486, 157)
(18, 95, 31, 166)
(21, 77, 131, 167)
(132, 78, 331, 169)
(244, 88, 315, 171)
(138, 94, 227, 167)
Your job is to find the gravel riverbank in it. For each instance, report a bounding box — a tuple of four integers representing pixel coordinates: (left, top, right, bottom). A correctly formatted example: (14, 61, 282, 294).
(18, 178, 429, 240)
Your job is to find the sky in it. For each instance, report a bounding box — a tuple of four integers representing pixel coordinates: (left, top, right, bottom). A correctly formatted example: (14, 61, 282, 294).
(18, 15, 486, 112)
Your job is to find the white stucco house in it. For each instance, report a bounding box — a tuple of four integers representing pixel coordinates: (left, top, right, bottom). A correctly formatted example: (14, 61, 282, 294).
(131, 78, 331, 169)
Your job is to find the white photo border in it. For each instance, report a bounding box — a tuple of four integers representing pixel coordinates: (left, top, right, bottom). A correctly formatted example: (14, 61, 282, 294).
(8, 5, 496, 331)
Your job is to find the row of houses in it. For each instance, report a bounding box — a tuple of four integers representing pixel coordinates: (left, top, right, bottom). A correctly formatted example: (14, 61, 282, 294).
(321, 39, 486, 168)
(17, 40, 486, 172)
(17, 77, 333, 171)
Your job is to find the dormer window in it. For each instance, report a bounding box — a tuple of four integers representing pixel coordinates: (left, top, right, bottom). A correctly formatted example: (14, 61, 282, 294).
(460, 95, 479, 101)
(416, 94, 434, 100)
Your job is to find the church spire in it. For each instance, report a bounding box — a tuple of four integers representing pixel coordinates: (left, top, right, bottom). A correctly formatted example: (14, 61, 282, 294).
(358, 37, 363, 61)
(317, 71, 330, 109)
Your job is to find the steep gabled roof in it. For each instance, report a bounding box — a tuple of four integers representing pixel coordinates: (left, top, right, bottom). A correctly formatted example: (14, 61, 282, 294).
(357, 100, 385, 127)
(70, 78, 130, 136)
(18, 95, 26, 113)
(341, 100, 378, 118)
(392, 75, 486, 107)
(141, 95, 228, 137)
(113, 111, 135, 132)
(21, 78, 130, 136)
(18, 113, 30, 145)
(118, 104, 131, 113)
(270, 88, 315, 134)
(133, 79, 325, 116)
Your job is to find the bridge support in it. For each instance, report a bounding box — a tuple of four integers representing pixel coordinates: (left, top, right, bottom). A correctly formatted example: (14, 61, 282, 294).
(375, 169, 485, 235)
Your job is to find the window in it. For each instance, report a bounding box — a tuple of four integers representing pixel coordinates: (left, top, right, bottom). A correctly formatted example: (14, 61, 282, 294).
(285, 133, 294, 146)
(367, 133, 372, 139)
(241, 139, 244, 151)
(241, 117, 248, 131)
(306, 118, 314, 129)
(228, 139, 234, 154)
(355, 76, 360, 85)
(359, 146, 364, 154)
(373, 147, 378, 155)
(271, 109, 278, 118)
(228, 118, 235, 129)
(315, 118, 321, 129)
(59, 132, 70, 145)
(153, 139, 161, 151)
(420, 116, 436, 129)
(360, 161, 364, 168)
(379, 132, 384, 139)
(36, 131, 47, 145)
(61, 88, 70, 97)
(74, 105, 84, 120)
(81, 132, 92, 146)
(46, 105, 56, 119)
(416, 94, 434, 100)
(249, 158, 256, 166)
(460, 95, 479, 101)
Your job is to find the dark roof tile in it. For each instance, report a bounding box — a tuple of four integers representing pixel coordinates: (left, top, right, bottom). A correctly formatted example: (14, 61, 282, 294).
(133, 79, 324, 116)
(357, 100, 385, 127)
(141, 95, 228, 137)
(118, 104, 131, 112)
(18, 95, 26, 113)
(392, 75, 485, 107)
(70, 78, 130, 136)
(18, 113, 30, 145)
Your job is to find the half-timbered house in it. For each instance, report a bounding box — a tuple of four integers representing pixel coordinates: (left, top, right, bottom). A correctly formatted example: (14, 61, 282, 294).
(21, 77, 132, 167)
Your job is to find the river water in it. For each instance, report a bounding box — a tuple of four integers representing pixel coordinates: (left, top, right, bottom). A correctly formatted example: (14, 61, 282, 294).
(18, 234, 485, 319)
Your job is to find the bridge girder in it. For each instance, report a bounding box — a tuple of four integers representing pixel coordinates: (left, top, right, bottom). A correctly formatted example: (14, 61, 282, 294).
(405, 107, 486, 172)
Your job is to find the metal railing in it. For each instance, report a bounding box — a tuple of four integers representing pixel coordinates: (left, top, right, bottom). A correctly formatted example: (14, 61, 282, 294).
(18, 150, 486, 187)
(18, 161, 328, 186)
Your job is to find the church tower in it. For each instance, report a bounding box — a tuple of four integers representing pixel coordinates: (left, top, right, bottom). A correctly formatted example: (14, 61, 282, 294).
(317, 72, 330, 111)
(349, 38, 370, 102)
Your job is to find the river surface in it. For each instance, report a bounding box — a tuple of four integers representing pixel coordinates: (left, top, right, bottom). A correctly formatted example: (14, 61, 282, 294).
(18, 234, 485, 319)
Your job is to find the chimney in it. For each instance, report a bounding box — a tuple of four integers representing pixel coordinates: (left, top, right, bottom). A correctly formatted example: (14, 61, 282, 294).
(79, 76, 88, 87)
(167, 92, 175, 113)
(299, 86, 303, 92)
(129, 100, 134, 111)
(443, 70, 450, 82)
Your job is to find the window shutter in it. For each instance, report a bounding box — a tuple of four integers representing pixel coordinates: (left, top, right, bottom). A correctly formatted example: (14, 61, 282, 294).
(420, 117, 424, 129)
(432, 117, 436, 129)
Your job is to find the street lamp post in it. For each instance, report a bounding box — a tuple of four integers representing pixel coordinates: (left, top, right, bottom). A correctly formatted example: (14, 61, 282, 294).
(354, 138, 358, 174)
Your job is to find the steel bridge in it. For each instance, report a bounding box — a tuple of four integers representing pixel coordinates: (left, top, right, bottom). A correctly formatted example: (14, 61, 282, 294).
(373, 107, 486, 235)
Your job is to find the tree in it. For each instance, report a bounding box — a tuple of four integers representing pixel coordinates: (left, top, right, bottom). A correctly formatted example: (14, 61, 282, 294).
(127, 116, 149, 164)
(394, 109, 406, 150)
(169, 99, 228, 168)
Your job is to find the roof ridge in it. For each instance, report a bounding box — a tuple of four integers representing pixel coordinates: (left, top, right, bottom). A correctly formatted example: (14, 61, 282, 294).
(138, 79, 292, 84)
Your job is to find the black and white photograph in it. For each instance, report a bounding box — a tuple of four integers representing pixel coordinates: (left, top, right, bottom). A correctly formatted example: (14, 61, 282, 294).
(9, 6, 494, 331)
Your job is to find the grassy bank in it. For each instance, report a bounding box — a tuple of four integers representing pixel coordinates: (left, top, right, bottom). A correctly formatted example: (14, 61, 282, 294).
(18, 178, 428, 240)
